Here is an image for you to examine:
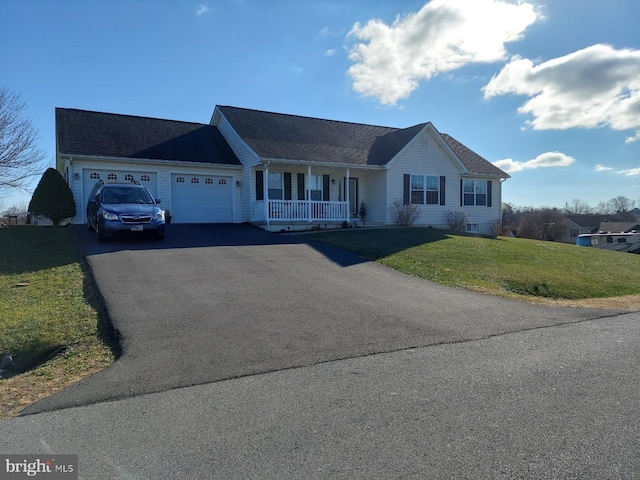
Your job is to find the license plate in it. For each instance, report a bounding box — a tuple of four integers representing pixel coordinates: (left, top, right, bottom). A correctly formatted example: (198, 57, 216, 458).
(131, 225, 143, 232)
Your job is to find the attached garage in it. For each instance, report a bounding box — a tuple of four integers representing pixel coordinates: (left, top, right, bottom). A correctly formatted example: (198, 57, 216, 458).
(56, 108, 243, 225)
(170, 174, 234, 223)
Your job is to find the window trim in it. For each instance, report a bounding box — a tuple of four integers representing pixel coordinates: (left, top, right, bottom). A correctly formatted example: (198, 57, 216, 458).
(268, 171, 283, 200)
(409, 174, 440, 205)
(307, 174, 323, 201)
(462, 179, 488, 207)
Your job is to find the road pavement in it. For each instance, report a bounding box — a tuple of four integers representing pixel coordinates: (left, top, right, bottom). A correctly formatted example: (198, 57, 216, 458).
(2, 312, 638, 479)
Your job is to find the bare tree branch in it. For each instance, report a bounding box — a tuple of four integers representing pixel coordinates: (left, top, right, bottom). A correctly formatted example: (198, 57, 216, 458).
(0, 87, 46, 194)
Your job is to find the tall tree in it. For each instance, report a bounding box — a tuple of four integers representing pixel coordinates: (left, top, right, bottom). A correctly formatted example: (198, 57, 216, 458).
(607, 196, 636, 222)
(563, 198, 592, 215)
(518, 207, 566, 241)
(28, 168, 76, 226)
(0, 87, 46, 193)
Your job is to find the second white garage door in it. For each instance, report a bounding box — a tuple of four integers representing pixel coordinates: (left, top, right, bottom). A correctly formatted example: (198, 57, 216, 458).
(171, 174, 234, 223)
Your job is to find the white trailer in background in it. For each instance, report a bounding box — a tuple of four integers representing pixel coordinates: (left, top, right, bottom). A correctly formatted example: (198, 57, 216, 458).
(576, 231, 640, 253)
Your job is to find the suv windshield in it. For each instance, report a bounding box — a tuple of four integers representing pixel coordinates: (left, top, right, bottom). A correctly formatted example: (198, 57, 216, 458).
(101, 187, 154, 205)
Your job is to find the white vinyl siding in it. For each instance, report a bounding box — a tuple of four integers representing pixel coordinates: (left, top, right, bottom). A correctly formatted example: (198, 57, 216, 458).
(387, 131, 459, 226)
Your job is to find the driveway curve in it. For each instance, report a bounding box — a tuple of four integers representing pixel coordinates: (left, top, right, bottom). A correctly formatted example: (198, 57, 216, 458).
(23, 224, 622, 414)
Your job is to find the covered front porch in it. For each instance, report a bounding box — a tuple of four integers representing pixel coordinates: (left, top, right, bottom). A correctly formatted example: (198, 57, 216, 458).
(252, 163, 366, 229)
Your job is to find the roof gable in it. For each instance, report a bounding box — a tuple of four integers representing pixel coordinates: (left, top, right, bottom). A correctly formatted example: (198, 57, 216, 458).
(56, 108, 241, 166)
(217, 106, 508, 177)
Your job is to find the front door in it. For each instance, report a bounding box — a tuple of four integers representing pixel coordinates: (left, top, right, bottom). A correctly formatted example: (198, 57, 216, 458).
(345, 177, 359, 217)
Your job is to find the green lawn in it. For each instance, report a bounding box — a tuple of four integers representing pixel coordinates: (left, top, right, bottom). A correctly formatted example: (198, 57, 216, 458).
(311, 228, 640, 300)
(0, 226, 116, 374)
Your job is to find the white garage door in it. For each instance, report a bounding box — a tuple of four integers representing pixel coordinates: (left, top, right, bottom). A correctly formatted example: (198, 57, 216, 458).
(171, 174, 233, 223)
(83, 169, 158, 216)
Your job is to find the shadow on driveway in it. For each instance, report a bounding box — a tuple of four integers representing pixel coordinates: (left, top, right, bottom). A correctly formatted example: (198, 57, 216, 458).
(77, 223, 368, 269)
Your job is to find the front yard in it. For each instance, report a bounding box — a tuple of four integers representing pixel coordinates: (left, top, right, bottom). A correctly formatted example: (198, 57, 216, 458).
(0, 226, 116, 418)
(311, 228, 640, 303)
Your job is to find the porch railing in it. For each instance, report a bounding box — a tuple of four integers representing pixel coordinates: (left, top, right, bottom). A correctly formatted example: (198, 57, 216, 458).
(266, 200, 349, 221)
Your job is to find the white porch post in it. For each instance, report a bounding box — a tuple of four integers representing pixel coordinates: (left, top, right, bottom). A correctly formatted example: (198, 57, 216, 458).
(345, 168, 350, 222)
(264, 163, 270, 229)
(307, 166, 312, 223)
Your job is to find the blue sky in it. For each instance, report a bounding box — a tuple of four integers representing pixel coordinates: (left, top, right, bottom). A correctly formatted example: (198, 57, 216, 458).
(1, 0, 639, 211)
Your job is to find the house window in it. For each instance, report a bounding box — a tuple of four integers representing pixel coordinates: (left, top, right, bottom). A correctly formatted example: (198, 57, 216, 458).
(205, 178, 214, 185)
(466, 223, 479, 233)
(191, 177, 200, 184)
(308, 174, 322, 201)
(268, 172, 283, 199)
(176, 176, 185, 183)
(218, 178, 227, 185)
(410, 175, 439, 205)
(90, 172, 100, 180)
(141, 174, 150, 182)
(124, 174, 134, 182)
(410, 175, 424, 204)
(463, 179, 487, 206)
(107, 173, 117, 181)
(571, 228, 579, 238)
(426, 176, 439, 205)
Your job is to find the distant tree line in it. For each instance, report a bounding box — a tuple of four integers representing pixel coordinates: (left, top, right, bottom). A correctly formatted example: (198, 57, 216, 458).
(501, 196, 639, 241)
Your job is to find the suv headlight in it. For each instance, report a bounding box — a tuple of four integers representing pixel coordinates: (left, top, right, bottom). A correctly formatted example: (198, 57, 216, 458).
(153, 210, 165, 221)
(102, 211, 119, 221)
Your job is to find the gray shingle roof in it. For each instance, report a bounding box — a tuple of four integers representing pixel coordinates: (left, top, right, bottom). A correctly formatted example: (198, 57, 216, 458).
(441, 134, 509, 177)
(56, 108, 241, 166)
(218, 106, 508, 177)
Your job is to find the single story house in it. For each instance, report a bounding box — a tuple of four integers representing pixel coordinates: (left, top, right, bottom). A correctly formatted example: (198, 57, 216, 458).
(56, 105, 509, 234)
(558, 215, 610, 244)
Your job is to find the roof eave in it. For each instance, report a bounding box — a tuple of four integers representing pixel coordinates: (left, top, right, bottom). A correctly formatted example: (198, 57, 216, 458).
(259, 157, 386, 169)
(58, 153, 243, 169)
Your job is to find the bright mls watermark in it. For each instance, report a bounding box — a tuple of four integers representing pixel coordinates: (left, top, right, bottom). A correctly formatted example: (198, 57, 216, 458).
(1, 455, 77, 479)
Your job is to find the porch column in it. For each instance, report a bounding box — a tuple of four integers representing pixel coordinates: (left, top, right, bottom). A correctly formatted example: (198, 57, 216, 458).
(345, 168, 350, 221)
(307, 166, 312, 223)
(264, 163, 270, 229)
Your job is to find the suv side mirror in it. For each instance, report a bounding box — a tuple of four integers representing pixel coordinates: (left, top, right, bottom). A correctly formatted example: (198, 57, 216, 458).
(89, 197, 96, 204)
(155, 198, 161, 204)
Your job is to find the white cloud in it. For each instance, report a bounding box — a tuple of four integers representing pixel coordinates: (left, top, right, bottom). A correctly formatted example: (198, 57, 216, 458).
(325, 49, 336, 57)
(347, 0, 539, 105)
(483, 44, 640, 133)
(618, 167, 640, 176)
(196, 4, 209, 16)
(594, 164, 614, 172)
(626, 130, 640, 143)
(493, 151, 575, 173)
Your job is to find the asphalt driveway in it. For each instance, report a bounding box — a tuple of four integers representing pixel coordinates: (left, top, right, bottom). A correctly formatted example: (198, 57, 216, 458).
(24, 224, 622, 414)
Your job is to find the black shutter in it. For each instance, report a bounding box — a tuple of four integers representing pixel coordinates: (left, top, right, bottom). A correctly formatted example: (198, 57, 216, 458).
(460, 179, 463, 206)
(297, 173, 305, 200)
(284, 172, 292, 200)
(256, 170, 264, 201)
(403, 174, 410, 205)
(439, 176, 446, 206)
(487, 180, 492, 207)
(323, 175, 330, 201)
